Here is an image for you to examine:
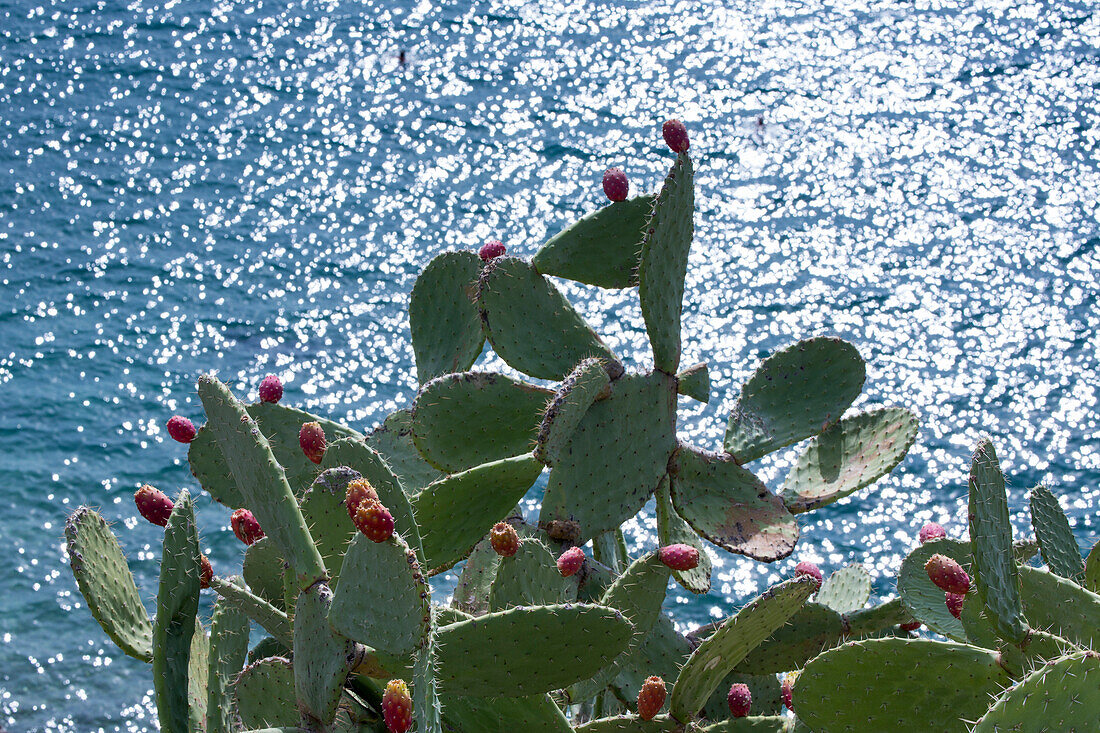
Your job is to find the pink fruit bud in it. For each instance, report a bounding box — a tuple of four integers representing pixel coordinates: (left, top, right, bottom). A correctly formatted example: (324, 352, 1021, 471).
(299, 422, 326, 464)
(637, 676, 666, 721)
(900, 621, 921, 632)
(166, 415, 197, 444)
(662, 119, 690, 153)
(382, 679, 412, 733)
(258, 374, 283, 403)
(557, 546, 585, 577)
(230, 508, 265, 545)
(946, 591, 965, 619)
(794, 561, 824, 589)
(919, 523, 946, 544)
(478, 239, 507, 262)
(345, 478, 379, 518)
(925, 554, 971, 595)
(602, 168, 629, 201)
(781, 675, 795, 711)
(199, 554, 213, 589)
(659, 544, 700, 571)
(727, 682, 751, 718)
(354, 500, 395, 543)
(490, 522, 519, 557)
(134, 485, 174, 527)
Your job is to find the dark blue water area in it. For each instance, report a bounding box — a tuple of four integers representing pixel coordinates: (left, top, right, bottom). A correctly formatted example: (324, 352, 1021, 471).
(1, 0, 1098, 728)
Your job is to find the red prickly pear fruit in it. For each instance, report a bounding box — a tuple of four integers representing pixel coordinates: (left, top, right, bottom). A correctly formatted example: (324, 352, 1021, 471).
(199, 554, 213, 589)
(345, 478, 379, 518)
(134, 484, 174, 527)
(727, 682, 752, 718)
(919, 523, 947, 544)
(489, 522, 519, 557)
(166, 415, 197, 444)
(946, 591, 965, 619)
(299, 421, 326, 464)
(794, 561, 824, 589)
(479, 239, 507, 262)
(557, 546, 585, 577)
(925, 554, 971, 595)
(602, 168, 629, 202)
(900, 621, 922, 632)
(258, 374, 283, 403)
(781, 672, 797, 711)
(658, 544, 700, 571)
(230, 508, 265, 545)
(382, 678, 413, 733)
(662, 119, 690, 153)
(354, 500, 395, 543)
(637, 675, 666, 721)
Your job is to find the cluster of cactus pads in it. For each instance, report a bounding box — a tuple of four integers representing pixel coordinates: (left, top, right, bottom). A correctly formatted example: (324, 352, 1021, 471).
(64, 120, 1094, 732)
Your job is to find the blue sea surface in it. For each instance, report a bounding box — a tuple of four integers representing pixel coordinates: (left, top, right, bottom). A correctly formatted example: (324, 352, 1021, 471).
(2, 0, 1098, 729)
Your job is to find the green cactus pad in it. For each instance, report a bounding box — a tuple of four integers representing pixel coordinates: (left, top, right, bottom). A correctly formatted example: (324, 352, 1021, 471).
(153, 492, 203, 733)
(780, 407, 918, 513)
(1018, 566, 1100, 650)
(413, 630, 444, 733)
(699, 717, 793, 732)
(452, 536, 503, 617)
(187, 624, 209, 731)
(612, 614, 692, 702)
(974, 651, 1100, 732)
(655, 478, 711, 593)
(795, 638, 1012, 733)
(189, 400, 361, 506)
(669, 576, 816, 722)
(434, 603, 633, 697)
(206, 580, 251, 733)
(815, 565, 872, 615)
(968, 438, 1027, 644)
(210, 576, 293, 648)
(410, 250, 486, 383)
(234, 657, 299, 728)
(531, 194, 656, 289)
(670, 444, 798, 562)
(489, 538, 574, 611)
(441, 692, 572, 733)
(243, 537, 286, 610)
(319, 439, 422, 558)
(539, 371, 676, 542)
(327, 533, 431, 657)
(573, 716, 681, 733)
(897, 538, 972, 641)
(476, 255, 617, 380)
(732, 602, 847, 675)
(1029, 483, 1086, 583)
(412, 371, 552, 472)
(294, 583, 357, 725)
(197, 376, 327, 588)
(299, 467, 361, 589)
(411, 454, 543, 574)
(365, 409, 444, 493)
(247, 637, 289, 666)
(845, 597, 915, 635)
(724, 338, 865, 463)
(1087, 540, 1100, 593)
(676, 362, 710, 403)
(64, 508, 153, 662)
(535, 357, 611, 467)
(637, 152, 694, 373)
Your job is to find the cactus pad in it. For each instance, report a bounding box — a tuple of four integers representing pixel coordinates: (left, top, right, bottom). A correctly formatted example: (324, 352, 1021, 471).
(452, 536, 502, 617)
(780, 407, 918, 513)
(1018, 566, 1100, 650)
(655, 479, 711, 593)
(412, 371, 552, 472)
(670, 444, 798, 562)
(242, 537, 286, 610)
(476, 255, 616, 380)
(365, 409, 444, 493)
(489, 538, 574, 611)
(795, 638, 1012, 733)
(205, 582, 250, 733)
(815, 565, 872, 615)
(434, 604, 633, 696)
(676, 362, 710, 403)
(411, 454, 543, 574)
(897, 538, 972, 641)
(1029, 483, 1086, 583)
(531, 194, 656, 289)
(973, 651, 1100, 732)
(234, 656, 299, 728)
(968, 438, 1027, 644)
(637, 153, 694, 373)
(539, 371, 676, 542)
(441, 692, 572, 733)
(733, 602, 847, 675)
(669, 576, 816, 721)
(409, 250, 485, 383)
(294, 583, 357, 725)
(535, 357, 611, 467)
(724, 338, 865, 463)
(299, 467, 363, 588)
(65, 508, 153, 662)
(574, 715, 681, 732)
(612, 614, 692, 703)
(210, 576, 293, 648)
(698, 717, 792, 732)
(1087, 540, 1100, 593)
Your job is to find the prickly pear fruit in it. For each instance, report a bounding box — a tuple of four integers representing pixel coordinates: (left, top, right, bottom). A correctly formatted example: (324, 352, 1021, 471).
(662, 119, 689, 153)
(727, 682, 751, 718)
(382, 678, 413, 733)
(945, 591, 965, 619)
(166, 415, 196, 444)
(637, 675, 666, 721)
(299, 421, 326, 464)
(602, 168, 629, 201)
(918, 523, 946, 543)
(794, 561, 824, 589)
(557, 546, 585, 577)
(200, 554, 213, 589)
(354, 500, 395, 543)
(924, 554, 970, 595)
(490, 522, 519, 558)
(258, 374, 283, 403)
(900, 621, 921, 632)
(479, 239, 506, 262)
(782, 672, 798, 711)
(230, 508, 265, 545)
(345, 477, 379, 518)
(134, 484, 174, 527)
(658, 544, 700, 571)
